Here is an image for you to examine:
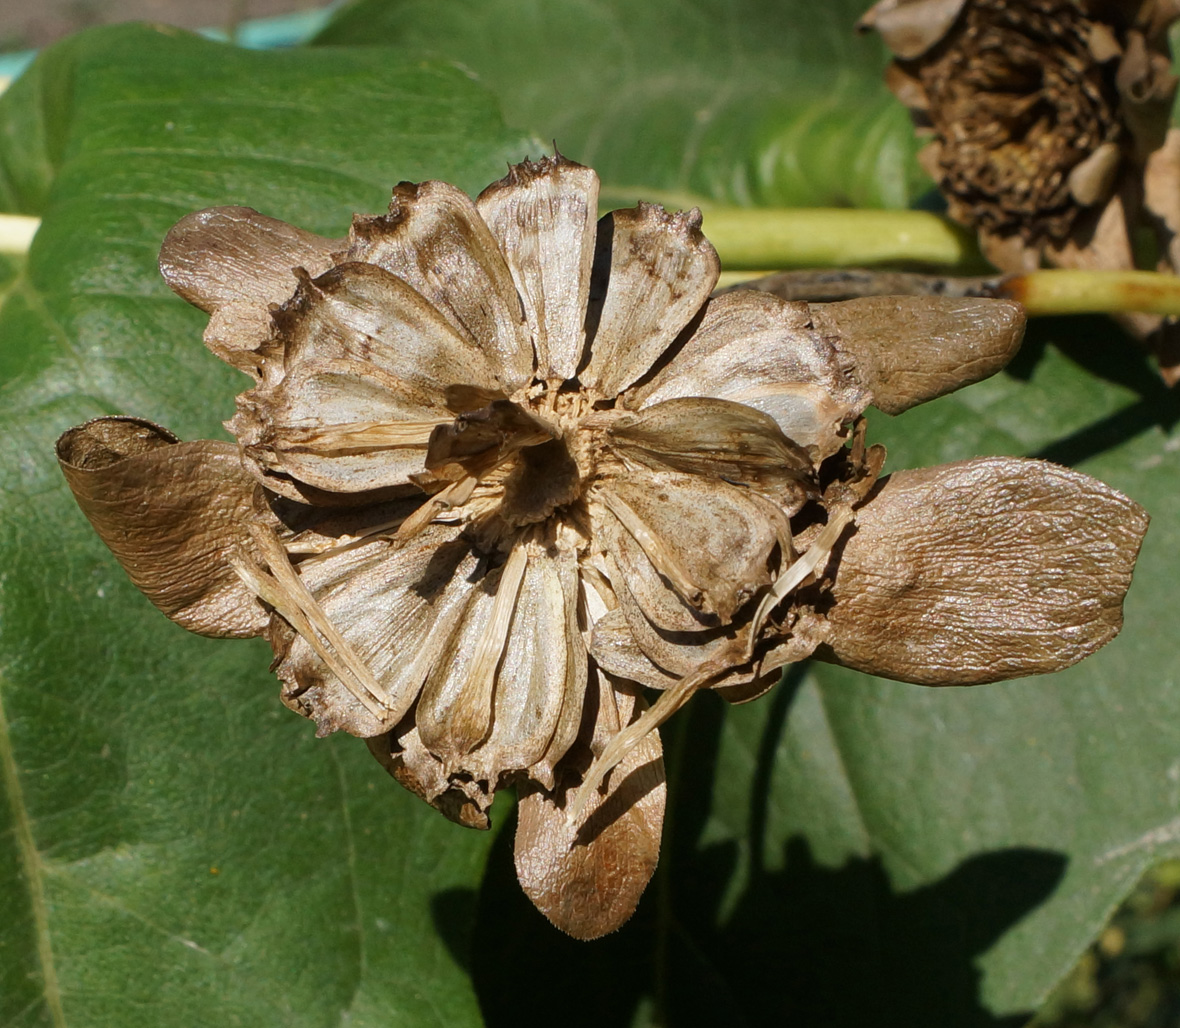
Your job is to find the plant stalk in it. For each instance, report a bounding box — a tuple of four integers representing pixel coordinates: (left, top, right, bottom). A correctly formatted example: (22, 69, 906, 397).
(999, 269, 1180, 318)
(703, 207, 985, 272)
(721, 261, 1180, 319)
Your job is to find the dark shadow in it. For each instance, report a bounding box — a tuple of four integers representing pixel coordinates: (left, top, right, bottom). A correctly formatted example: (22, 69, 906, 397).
(911, 187, 950, 216)
(1036, 316, 1165, 397)
(1000, 316, 1049, 382)
(1031, 398, 1180, 466)
(1003, 313, 1168, 390)
(428, 888, 479, 974)
(748, 663, 808, 877)
(581, 212, 614, 356)
(665, 837, 1066, 1028)
(463, 807, 661, 1028)
(452, 680, 1068, 1028)
(1001, 315, 1180, 466)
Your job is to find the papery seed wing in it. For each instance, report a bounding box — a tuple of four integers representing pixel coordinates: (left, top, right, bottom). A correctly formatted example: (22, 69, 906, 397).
(515, 675, 665, 940)
(808, 296, 1025, 415)
(580, 203, 720, 397)
(159, 206, 344, 372)
(57, 417, 270, 638)
(275, 524, 481, 737)
(820, 457, 1149, 684)
(625, 290, 867, 459)
(607, 396, 815, 510)
(477, 155, 599, 382)
(235, 358, 453, 493)
(345, 181, 535, 392)
(463, 543, 588, 784)
(595, 471, 777, 623)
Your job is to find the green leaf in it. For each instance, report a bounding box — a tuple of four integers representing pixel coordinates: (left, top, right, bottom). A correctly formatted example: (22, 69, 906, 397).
(314, 0, 929, 211)
(0, 24, 533, 1028)
(2, 13, 1177, 1028)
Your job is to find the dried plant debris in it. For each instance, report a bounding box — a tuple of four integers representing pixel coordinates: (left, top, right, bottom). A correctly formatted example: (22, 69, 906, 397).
(861, 0, 1180, 374)
(58, 155, 1148, 939)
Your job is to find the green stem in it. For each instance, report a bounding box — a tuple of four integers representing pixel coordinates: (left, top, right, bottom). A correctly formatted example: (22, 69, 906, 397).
(703, 207, 985, 272)
(720, 260, 1180, 320)
(1001, 269, 1180, 318)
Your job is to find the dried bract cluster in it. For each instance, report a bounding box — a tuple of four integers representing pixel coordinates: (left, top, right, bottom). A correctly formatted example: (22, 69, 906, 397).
(861, 0, 1180, 367)
(58, 156, 1148, 938)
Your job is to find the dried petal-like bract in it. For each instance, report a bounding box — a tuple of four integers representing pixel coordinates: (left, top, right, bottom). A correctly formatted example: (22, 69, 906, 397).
(819, 457, 1149, 683)
(59, 153, 1148, 939)
(57, 417, 272, 637)
(809, 296, 1025, 414)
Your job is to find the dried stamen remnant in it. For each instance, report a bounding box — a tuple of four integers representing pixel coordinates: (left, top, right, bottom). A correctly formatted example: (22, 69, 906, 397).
(58, 153, 1148, 940)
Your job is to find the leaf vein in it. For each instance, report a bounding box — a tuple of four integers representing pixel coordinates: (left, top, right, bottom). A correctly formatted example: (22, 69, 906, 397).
(0, 675, 67, 1028)
(329, 745, 367, 1022)
(811, 679, 873, 853)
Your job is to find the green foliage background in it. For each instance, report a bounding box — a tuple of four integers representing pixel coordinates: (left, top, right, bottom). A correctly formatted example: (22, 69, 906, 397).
(1, 3, 1178, 1026)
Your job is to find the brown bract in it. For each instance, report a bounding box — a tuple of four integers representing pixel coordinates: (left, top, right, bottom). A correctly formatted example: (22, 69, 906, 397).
(861, 0, 1180, 373)
(57, 155, 1148, 939)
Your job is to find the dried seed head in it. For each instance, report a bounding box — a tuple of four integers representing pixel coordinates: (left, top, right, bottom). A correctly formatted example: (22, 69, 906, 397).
(868, 0, 1129, 250)
(862, 0, 1180, 269)
(57, 154, 1148, 940)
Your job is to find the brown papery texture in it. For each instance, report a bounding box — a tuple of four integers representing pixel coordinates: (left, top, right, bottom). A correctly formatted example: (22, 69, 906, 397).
(57, 416, 271, 638)
(57, 153, 1150, 939)
(515, 677, 665, 940)
(809, 296, 1026, 414)
(819, 456, 1149, 684)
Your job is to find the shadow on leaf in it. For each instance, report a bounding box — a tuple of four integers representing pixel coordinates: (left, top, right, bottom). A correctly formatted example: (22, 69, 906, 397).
(665, 836, 1065, 1028)
(1006, 315, 1180, 467)
(441, 675, 1068, 1027)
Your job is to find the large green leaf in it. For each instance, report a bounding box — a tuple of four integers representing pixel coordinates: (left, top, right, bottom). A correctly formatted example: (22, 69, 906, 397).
(314, 0, 929, 211)
(0, 24, 533, 1028)
(2, 12, 1178, 1028)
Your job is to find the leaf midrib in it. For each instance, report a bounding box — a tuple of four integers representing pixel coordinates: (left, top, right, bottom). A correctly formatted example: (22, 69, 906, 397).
(0, 674, 66, 1028)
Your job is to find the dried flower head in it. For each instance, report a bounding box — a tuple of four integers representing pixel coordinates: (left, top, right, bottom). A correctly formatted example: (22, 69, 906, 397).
(58, 155, 1148, 939)
(860, 0, 1180, 286)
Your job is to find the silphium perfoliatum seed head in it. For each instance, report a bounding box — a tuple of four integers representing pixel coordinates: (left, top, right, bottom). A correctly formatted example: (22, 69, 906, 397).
(57, 154, 1148, 939)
